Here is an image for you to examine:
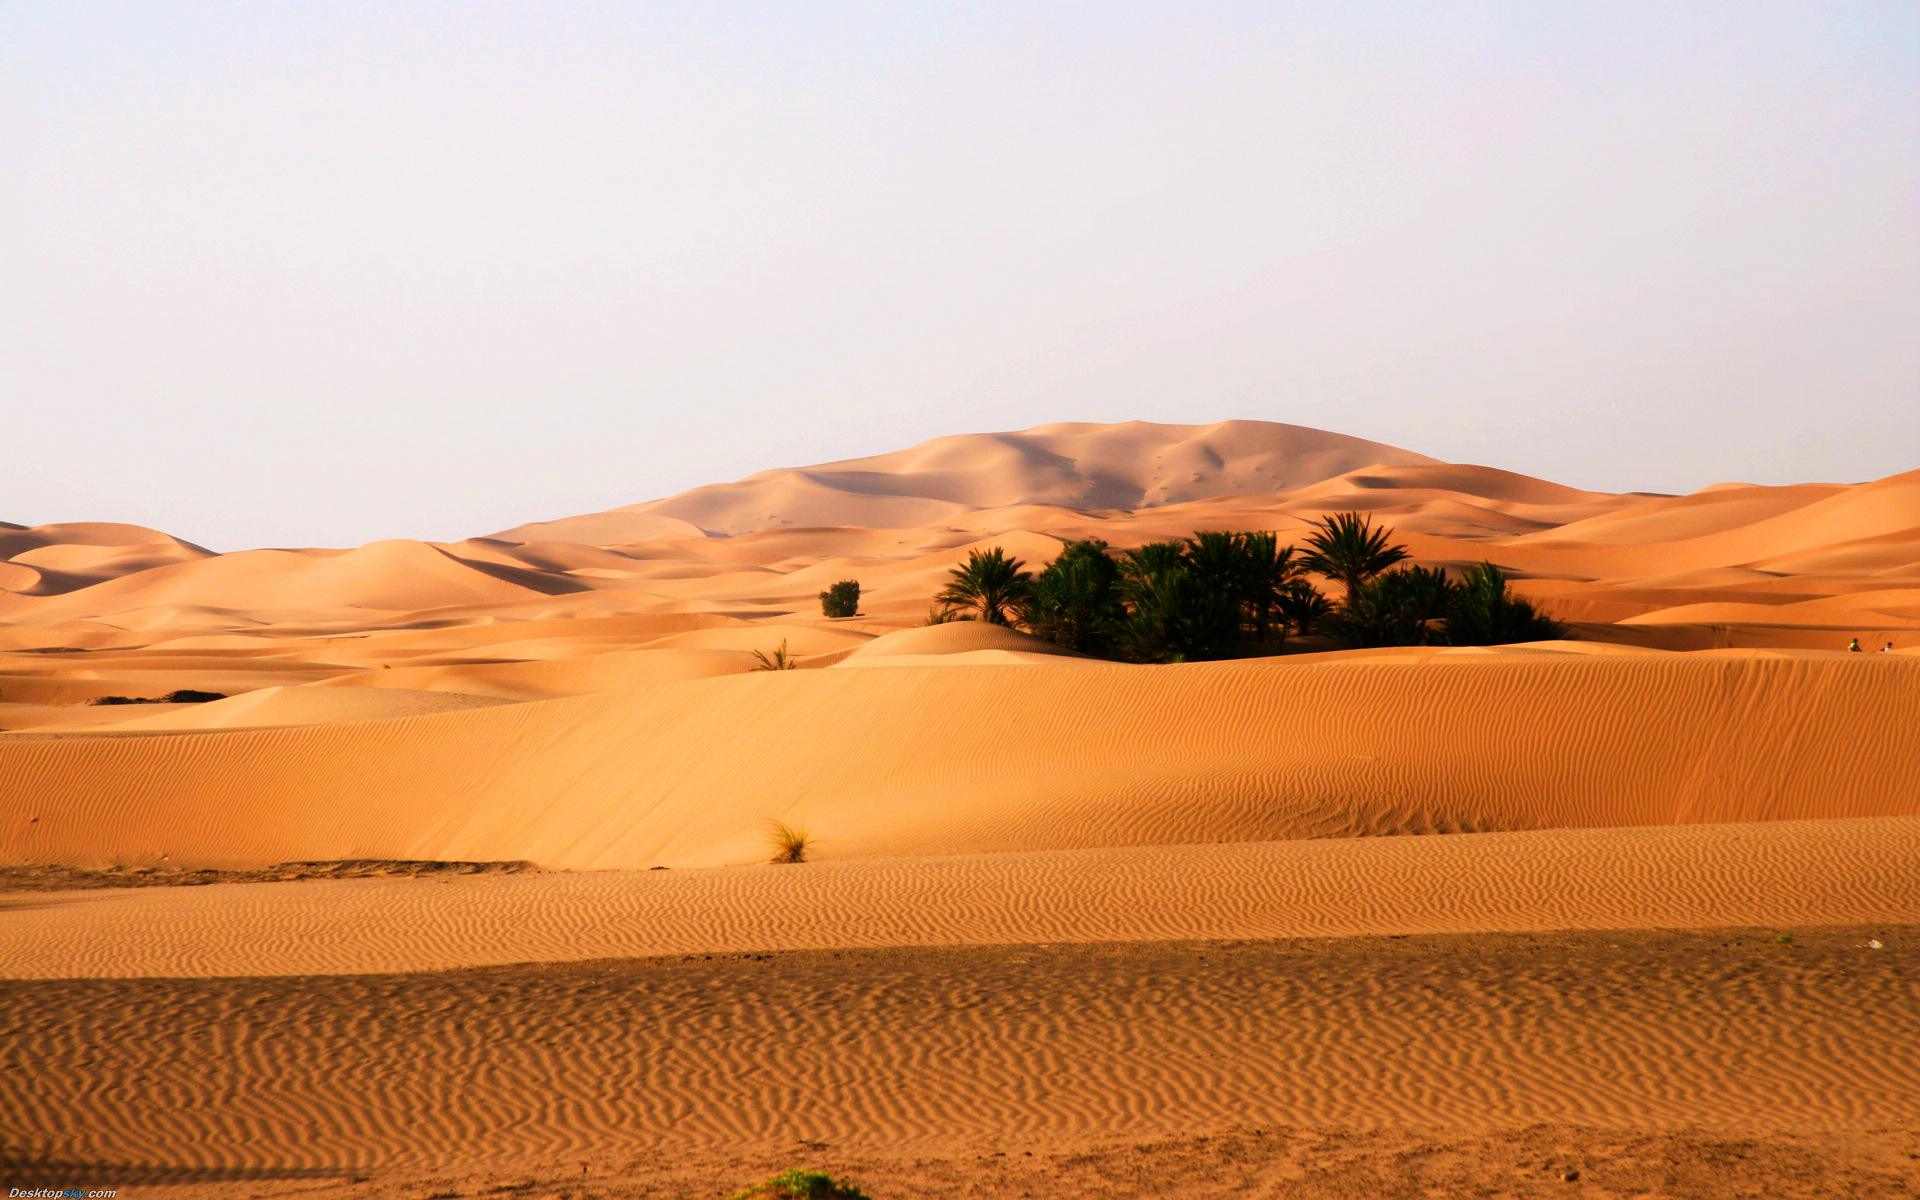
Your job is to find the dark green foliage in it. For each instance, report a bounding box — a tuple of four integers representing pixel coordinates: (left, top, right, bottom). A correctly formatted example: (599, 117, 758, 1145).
(943, 530, 1339, 661)
(1277, 579, 1331, 636)
(936, 547, 1034, 626)
(89, 689, 226, 706)
(1327, 565, 1457, 648)
(1445, 562, 1565, 645)
(1118, 540, 1239, 662)
(1379, 565, 1459, 623)
(818, 579, 860, 618)
(1023, 539, 1124, 653)
(1325, 561, 1564, 648)
(732, 1169, 868, 1200)
(1236, 530, 1302, 643)
(1299, 511, 1410, 597)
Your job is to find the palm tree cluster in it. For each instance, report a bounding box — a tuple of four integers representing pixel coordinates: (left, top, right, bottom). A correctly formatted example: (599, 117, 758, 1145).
(1299, 512, 1564, 648)
(936, 532, 1323, 662)
(933, 511, 1562, 659)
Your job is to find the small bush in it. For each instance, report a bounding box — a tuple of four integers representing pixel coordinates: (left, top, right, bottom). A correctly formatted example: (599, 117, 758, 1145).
(819, 579, 861, 618)
(924, 604, 964, 625)
(89, 689, 226, 706)
(732, 1169, 868, 1200)
(1327, 565, 1457, 648)
(751, 639, 797, 671)
(768, 821, 809, 864)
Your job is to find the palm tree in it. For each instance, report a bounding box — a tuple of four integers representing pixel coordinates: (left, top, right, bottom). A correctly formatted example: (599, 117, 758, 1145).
(1327, 565, 1457, 648)
(1236, 530, 1301, 643)
(1277, 578, 1331, 636)
(751, 639, 797, 670)
(1445, 562, 1564, 645)
(1299, 511, 1409, 598)
(1025, 539, 1123, 653)
(936, 547, 1034, 627)
(1119, 540, 1236, 662)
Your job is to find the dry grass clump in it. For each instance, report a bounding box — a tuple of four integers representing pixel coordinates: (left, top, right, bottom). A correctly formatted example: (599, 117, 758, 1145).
(767, 820, 810, 864)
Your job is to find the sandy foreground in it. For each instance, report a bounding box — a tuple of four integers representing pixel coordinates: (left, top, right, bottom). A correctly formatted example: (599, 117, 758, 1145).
(3, 422, 1919, 1196)
(3, 822, 1918, 1197)
(2, 925, 1916, 1198)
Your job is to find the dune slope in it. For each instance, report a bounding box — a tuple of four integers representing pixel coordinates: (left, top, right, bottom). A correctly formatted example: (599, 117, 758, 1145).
(2, 654, 1914, 870)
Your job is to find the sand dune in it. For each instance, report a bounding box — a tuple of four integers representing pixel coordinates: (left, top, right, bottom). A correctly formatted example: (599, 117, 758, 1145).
(95, 685, 509, 732)
(3, 422, 1915, 639)
(4, 816, 1910, 979)
(527, 420, 1438, 538)
(2, 653, 1914, 870)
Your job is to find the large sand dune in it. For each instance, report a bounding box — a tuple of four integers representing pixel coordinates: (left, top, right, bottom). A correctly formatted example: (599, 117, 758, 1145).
(3, 422, 1914, 638)
(1, 652, 1914, 869)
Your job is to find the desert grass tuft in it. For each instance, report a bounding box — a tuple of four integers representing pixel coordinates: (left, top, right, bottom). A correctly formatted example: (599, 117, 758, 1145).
(767, 820, 810, 864)
(751, 639, 798, 670)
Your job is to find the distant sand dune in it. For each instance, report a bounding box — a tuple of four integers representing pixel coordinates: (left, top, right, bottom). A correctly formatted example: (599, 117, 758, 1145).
(2, 422, 1915, 634)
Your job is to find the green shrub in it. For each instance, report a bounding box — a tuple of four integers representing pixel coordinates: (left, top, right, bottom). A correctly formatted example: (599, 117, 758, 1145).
(1118, 541, 1238, 662)
(732, 1169, 868, 1200)
(1445, 562, 1564, 645)
(1328, 565, 1456, 648)
(1023, 539, 1124, 653)
(819, 579, 861, 618)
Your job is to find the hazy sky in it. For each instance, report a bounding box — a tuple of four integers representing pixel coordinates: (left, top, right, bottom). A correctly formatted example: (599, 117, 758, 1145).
(5, 2, 1916, 549)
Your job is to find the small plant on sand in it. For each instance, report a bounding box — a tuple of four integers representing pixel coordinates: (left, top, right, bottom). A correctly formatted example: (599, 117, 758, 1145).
(819, 579, 861, 618)
(751, 639, 797, 671)
(924, 603, 963, 625)
(732, 1169, 868, 1200)
(768, 820, 810, 864)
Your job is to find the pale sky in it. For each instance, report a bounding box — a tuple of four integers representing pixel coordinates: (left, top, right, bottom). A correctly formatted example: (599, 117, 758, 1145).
(4, 2, 1916, 550)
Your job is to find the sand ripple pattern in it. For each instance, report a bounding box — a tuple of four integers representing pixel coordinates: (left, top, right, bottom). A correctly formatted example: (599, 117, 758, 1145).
(2, 930, 1913, 1174)
(2, 816, 1914, 979)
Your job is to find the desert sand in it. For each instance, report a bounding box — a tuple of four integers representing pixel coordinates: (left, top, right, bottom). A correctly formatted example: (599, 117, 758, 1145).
(2, 420, 1917, 1198)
